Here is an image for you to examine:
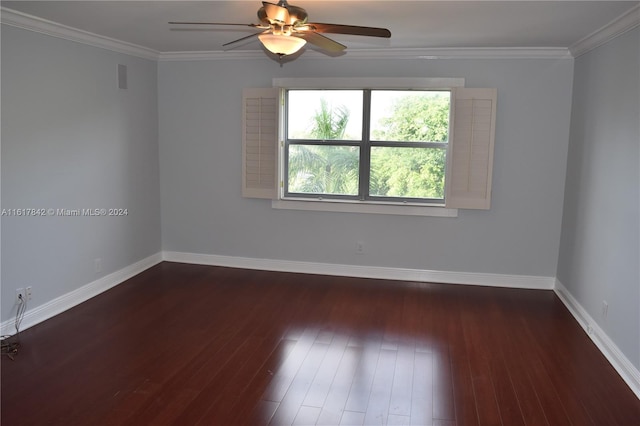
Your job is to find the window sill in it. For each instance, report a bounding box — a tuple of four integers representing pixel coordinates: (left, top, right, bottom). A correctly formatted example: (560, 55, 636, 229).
(272, 198, 458, 217)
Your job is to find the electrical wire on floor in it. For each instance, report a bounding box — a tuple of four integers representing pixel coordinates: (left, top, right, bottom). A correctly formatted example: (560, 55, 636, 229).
(1, 294, 27, 360)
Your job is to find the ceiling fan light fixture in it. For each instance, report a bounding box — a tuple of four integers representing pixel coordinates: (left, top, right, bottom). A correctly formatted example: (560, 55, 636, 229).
(258, 33, 306, 56)
(170, 0, 390, 59)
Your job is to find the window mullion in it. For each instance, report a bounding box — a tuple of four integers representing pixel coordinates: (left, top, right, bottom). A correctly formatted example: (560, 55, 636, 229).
(360, 89, 372, 201)
(370, 141, 448, 149)
(288, 140, 360, 147)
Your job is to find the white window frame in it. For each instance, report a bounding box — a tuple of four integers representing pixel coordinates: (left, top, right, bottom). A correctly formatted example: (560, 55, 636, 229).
(242, 78, 496, 217)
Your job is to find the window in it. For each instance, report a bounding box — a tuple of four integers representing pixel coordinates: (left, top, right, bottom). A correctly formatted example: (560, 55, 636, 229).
(242, 80, 496, 213)
(285, 89, 450, 204)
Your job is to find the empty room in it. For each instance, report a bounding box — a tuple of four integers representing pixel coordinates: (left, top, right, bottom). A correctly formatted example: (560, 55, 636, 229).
(1, 1, 639, 425)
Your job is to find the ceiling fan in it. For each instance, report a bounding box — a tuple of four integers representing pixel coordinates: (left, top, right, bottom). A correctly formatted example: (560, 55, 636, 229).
(169, 0, 391, 58)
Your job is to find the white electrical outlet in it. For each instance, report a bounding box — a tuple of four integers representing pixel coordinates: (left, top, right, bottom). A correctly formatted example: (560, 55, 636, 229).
(602, 300, 608, 318)
(25, 286, 33, 301)
(15, 288, 25, 303)
(356, 241, 364, 254)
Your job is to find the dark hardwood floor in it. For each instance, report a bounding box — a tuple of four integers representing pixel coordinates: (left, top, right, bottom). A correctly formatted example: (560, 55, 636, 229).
(2, 262, 639, 425)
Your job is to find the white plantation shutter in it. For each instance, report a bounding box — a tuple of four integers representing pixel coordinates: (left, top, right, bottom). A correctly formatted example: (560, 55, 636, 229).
(242, 88, 280, 199)
(445, 88, 497, 210)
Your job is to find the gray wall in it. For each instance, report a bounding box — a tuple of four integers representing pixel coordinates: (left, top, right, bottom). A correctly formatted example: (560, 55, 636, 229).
(1, 24, 578, 326)
(557, 28, 640, 369)
(3, 14, 638, 386)
(1, 26, 161, 323)
(159, 56, 574, 277)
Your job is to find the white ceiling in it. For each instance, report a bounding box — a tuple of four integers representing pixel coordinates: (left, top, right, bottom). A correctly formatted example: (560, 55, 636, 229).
(2, 1, 639, 53)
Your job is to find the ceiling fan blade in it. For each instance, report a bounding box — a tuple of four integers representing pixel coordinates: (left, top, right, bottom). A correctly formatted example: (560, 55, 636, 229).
(300, 32, 346, 52)
(262, 2, 289, 24)
(169, 22, 262, 28)
(307, 23, 391, 38)
(222, 31, 267, 50)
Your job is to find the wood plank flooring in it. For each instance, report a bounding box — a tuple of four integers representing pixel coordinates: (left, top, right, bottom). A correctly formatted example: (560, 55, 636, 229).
(2, 262, 639, 425)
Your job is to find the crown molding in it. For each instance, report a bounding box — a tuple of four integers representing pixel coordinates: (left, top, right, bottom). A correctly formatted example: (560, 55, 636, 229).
(569, 3, 640, 57)
(1, 7, 159, 60)
(2, 6, 573, 63)
(158, 50, 265, 61)
(341, 47, 572, 60)
(1, 6, 591, 62)
(159, 46, 572, 62)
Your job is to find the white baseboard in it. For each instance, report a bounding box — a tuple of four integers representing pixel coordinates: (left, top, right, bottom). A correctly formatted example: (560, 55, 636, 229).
(162, 251, 555, 290)
(554, 279, 640, 399)
(4, 249, 637, 400)
(2, 250, 550, 338)
(1, 252, 163, 336)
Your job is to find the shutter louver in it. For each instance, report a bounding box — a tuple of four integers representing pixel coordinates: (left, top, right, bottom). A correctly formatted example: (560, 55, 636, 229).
(242, 88, 280, 199)
(445, 88, 497, 210)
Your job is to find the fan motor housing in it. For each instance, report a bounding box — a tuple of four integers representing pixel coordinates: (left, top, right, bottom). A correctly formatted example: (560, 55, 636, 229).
(287, 5, 308, 25)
